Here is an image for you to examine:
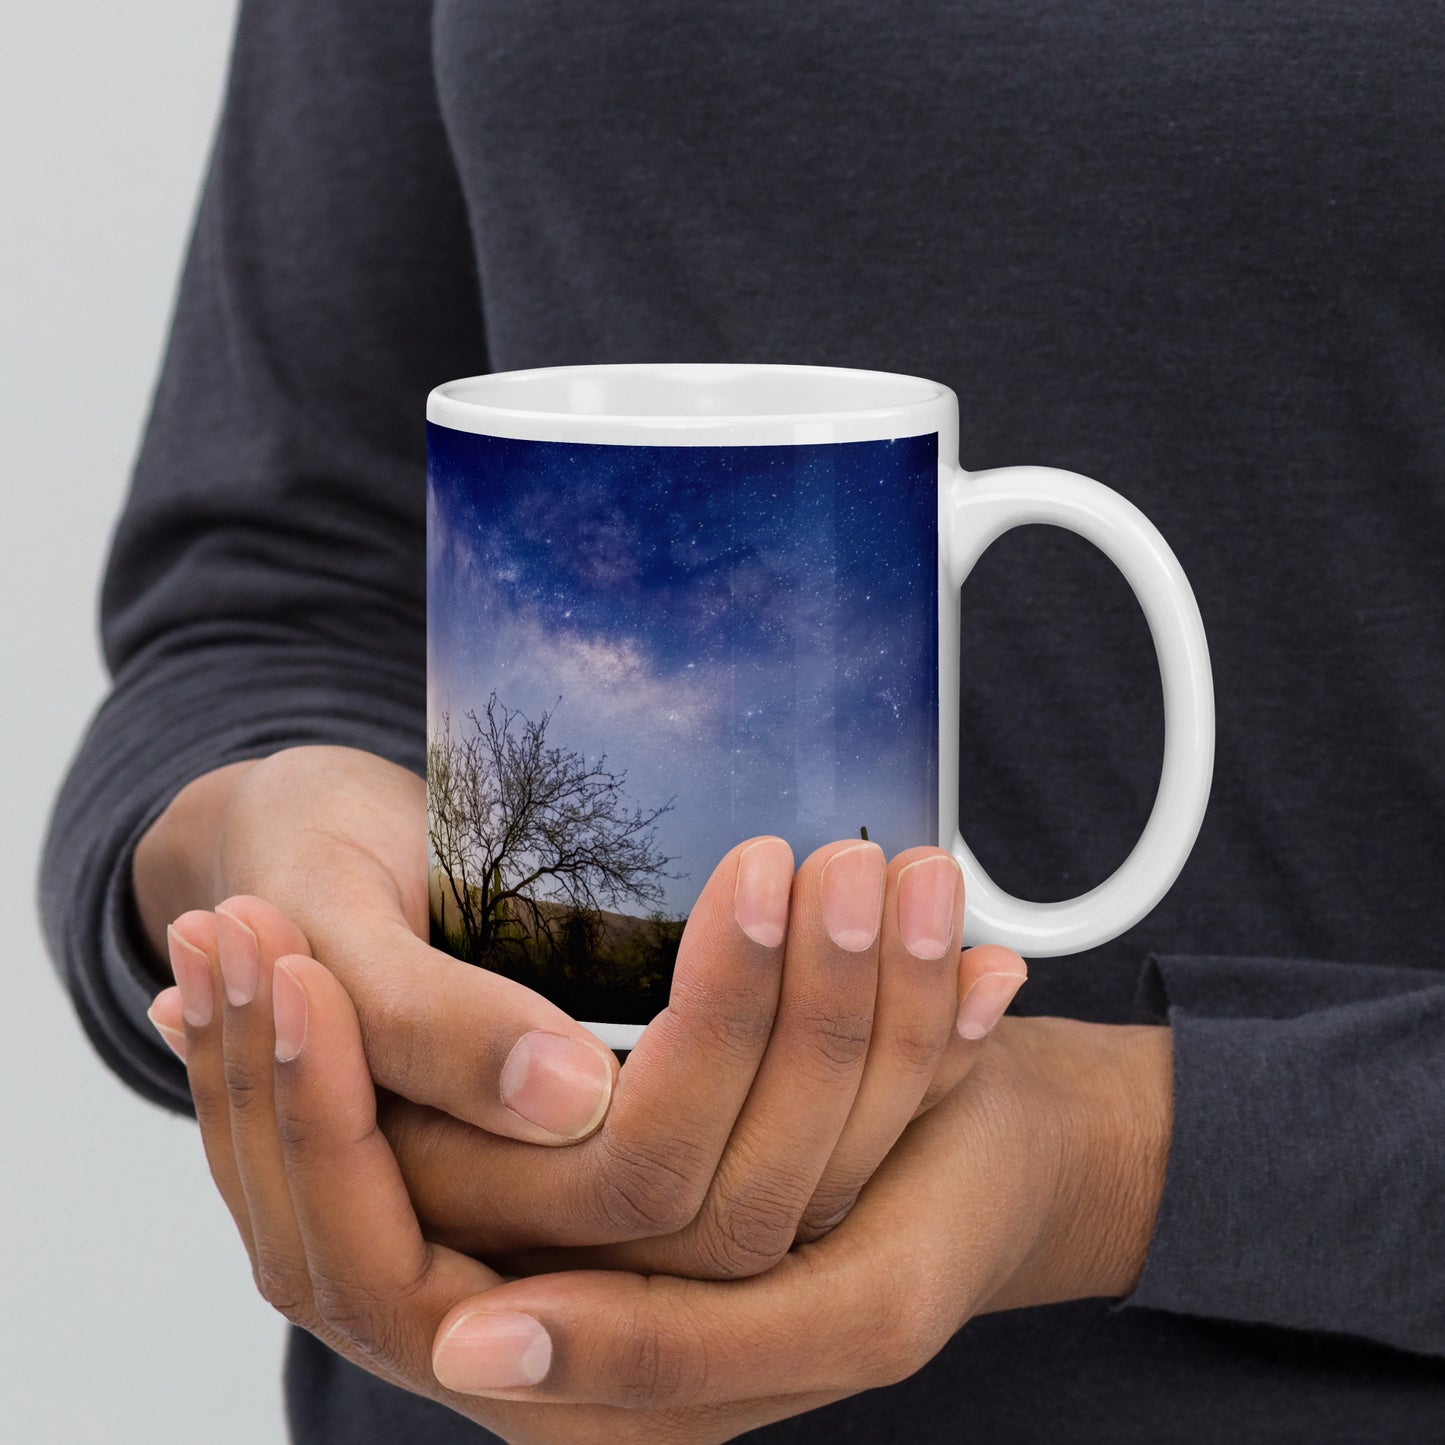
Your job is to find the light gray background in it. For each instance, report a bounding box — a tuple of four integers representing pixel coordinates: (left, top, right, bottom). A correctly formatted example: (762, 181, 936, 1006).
(1, 6, 289, 1441)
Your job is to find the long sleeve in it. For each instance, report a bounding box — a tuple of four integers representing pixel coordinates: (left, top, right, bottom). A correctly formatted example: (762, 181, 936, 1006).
(1116, 952, 1445, 1359)
(36, 0, 484, 1116)
(32, 0, 1445, 1436)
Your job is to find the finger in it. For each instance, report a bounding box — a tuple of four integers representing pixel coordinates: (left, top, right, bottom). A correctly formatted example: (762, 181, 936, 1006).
(393, 840, 879, 1271)
(910, 945, 1028, 1118)
(427, 1241, 912, 1409)
(211, 897, 323, 1321)
(305, 899, 620, 1147)
(159, 917, 404, 1385)
(269, 951, 507, 1386)
(264, 951, 710, 1443)
(163, 912, 256, 1255)
(955, 945, 1030, 1041)
(477, 841, 889, 1278)
(426, 1068, 998, 1412)
(676, 838, 884, 1276)
(146, 985, 187, 1062)
(215, 894, 313, 1007)
(385, 837, 794, 1253)
(579, 835, 794, 1235)
(794, 847, 962, 1242)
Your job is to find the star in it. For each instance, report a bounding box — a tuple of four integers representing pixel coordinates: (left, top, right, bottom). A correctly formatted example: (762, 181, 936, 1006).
(427, 426, 940, 916)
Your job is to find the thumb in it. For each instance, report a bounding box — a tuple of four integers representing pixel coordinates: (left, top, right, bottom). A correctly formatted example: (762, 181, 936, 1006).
(320, 907, 622, 1147)
(427, 1253, 878, 1409)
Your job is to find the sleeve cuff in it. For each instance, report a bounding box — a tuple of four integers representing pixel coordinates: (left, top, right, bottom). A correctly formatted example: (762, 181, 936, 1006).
(1110, 951, 1445, 1358)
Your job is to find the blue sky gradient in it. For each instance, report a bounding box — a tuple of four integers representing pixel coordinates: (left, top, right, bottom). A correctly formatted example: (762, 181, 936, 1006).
(427, 425, 939, 916)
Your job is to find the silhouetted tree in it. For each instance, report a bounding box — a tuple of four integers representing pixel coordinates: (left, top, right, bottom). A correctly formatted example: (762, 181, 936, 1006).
(427, 695, 676, 964)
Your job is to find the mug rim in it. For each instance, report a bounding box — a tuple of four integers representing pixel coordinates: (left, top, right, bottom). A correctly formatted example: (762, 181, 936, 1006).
(427, 362, 950, 435)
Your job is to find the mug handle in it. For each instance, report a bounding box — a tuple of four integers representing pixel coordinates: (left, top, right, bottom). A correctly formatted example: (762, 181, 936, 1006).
(941, 464, 1215, 956)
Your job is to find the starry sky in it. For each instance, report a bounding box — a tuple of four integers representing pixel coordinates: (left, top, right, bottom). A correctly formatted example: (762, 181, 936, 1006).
(427, 424, 939, 916)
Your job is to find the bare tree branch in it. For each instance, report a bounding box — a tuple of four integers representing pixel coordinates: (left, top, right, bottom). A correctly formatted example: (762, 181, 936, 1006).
(427, 693, 678, 965)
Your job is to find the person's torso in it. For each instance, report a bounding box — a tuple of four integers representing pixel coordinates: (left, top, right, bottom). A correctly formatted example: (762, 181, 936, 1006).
(333, 7, 1445, 1439)
(432, 0, 1445, 1002)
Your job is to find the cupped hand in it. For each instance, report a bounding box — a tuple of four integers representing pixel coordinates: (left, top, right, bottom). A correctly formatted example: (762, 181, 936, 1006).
(145, 928, 1163, 1445)
(134, 746, 622, 1145)
(149, 830, 1026, 1278)
(380, 836, 1026, 1276)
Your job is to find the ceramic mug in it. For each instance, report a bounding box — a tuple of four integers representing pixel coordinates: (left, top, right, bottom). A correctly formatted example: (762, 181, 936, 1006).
(425, 362, 1214, 1050)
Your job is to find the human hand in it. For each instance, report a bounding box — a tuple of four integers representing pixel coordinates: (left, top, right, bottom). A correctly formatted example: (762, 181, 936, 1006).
(148, 832, 1026, 1277)
(146, 938, 1167, 1444)
(134, 745, 622, 1144)
(376, 836, 1027, 1276)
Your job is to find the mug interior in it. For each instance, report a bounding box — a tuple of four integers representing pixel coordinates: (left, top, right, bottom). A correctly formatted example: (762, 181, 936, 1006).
(434, 362, 945, 422)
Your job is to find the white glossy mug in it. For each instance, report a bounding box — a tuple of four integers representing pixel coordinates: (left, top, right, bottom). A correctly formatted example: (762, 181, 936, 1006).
(426, 362, 1214, 1049)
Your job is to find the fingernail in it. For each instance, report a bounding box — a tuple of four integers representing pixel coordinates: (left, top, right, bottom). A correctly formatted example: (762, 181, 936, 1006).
(433, 1310, 552, 1392)
(215, 906, 260, 1007)
(896, 856, 961, 960)
(272, 961, 308, 1062)
(957, 972, 1025, 1040)
(501, 1032, 614, 1139)
(167, 925, 214, 1028)
(820, 842, 885, 952)
(733, 836, 793, 947)
(146, 990, 188, 1063)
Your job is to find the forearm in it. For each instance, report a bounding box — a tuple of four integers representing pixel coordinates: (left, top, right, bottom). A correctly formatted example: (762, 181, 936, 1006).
(977, 1015, 1174, 1314)
(132, 758, 260, 968)
(37, 0, 480, 1118)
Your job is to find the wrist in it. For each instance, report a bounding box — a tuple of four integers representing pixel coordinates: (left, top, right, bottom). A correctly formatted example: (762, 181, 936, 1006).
(980, 1015, 1173, 1312)
(131, 759, 261, 970)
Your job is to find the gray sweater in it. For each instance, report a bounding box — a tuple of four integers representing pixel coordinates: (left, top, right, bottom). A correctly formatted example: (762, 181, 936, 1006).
(39, 2, 1445, 1440)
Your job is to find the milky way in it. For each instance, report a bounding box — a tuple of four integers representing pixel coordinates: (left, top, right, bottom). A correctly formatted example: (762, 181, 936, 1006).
(427, 424, 940, 915)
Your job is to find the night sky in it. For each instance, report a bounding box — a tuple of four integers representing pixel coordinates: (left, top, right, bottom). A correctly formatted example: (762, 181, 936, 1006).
(427, 424, 939, 917)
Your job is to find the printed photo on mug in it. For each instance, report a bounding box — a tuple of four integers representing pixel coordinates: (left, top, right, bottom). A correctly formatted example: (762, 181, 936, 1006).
(426, 423, 940, 1032)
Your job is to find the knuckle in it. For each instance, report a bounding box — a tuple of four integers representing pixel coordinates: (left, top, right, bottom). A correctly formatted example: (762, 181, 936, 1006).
(706, 1003, 778, 1062)
(311, 1269, 400, 1362)
(352, 974, 417, 1076)
(794, 1005, 873, 1077)
(594, 1133, 708, 1237)
(253, 1250, 318, 1331)
(669, 979, 776, 1064)
(692, 1182, 799, 1279)
(273, 1102, 313, 1152)
(222, 1052, 270, 1118)
(888, 1016, 950, 1075)
(611, 1305, 707, 1409)
(793, 1187, 860, 1246)
(275, 1093, 377, 1156)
